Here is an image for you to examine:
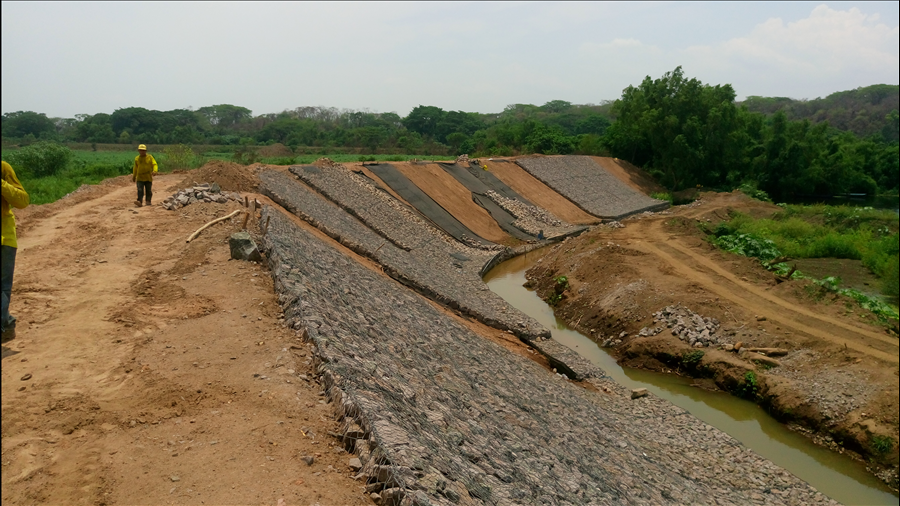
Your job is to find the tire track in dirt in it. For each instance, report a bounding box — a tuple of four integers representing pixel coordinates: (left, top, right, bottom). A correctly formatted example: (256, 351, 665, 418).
(630, 217, 898, 363)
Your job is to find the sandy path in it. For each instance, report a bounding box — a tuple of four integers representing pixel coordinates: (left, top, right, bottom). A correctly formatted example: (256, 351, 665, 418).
(622, 206, 899, 363)
(1, 175, 368, 505)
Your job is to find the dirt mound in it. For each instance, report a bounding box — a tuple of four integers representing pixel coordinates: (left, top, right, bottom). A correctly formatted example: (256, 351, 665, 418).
(176, 160, 259, 192)
(312, 157, 341, 168)
(256, 142, 292, 157)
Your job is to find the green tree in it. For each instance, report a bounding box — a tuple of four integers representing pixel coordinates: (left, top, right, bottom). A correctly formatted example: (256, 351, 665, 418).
(1, 111, 56, 139)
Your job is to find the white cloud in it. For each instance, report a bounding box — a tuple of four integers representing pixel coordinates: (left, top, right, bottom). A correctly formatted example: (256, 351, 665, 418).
(682, 5, 899, 96)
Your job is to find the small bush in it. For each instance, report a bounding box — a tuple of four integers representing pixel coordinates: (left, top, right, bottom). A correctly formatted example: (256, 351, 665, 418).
(738, 183, 772, 202)
(736, 371, 759, 400)
(5, 141, 73, 177)
(651, 192, 673, 204)
(871, 435, 894, 455)
(714, 233, 781, 262)
(681, 350, 705, 369)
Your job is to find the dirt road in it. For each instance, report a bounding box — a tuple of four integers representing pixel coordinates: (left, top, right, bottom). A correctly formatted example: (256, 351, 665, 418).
(1, 174, 368, 505)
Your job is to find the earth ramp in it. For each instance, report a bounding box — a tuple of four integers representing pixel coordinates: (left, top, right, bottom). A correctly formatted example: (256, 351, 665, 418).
(261, 204, 837, 506)
(516, 155, 669, 220)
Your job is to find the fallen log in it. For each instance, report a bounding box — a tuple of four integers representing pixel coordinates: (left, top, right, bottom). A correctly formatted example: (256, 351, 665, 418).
(744, 347, 789, 357)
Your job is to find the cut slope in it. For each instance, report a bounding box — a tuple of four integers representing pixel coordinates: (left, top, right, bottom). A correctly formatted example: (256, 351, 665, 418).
(517, 155, 669, 220)
(376, 163, 514, 245)
(482, 159, 599, 225)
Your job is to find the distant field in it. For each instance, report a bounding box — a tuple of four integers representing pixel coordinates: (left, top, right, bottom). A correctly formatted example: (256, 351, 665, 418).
(2, 147, 445, 205)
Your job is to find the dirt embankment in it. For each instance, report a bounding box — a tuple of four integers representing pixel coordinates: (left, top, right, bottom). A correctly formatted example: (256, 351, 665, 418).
(525, 191, 900, 490)
(1, 163, 369, 505)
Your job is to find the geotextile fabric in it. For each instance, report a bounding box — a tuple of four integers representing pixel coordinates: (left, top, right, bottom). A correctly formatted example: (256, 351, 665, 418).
(368, 164, 493, 246)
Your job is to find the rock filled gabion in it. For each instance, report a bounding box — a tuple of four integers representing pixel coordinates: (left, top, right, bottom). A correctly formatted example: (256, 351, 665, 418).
(645, 304, 723, 348)
(162, 183, 242, 210)
(484, 189, 577, 239)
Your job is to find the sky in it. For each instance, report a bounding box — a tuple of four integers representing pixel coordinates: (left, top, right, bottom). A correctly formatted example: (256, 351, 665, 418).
(2, 1, 898, 118)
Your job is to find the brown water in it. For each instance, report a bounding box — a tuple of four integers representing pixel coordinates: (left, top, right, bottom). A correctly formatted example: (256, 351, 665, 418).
(484, 251, 898, 506)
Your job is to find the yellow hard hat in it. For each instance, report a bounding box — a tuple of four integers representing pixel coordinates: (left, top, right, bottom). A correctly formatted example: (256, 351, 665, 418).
(138, 144, 147, 151)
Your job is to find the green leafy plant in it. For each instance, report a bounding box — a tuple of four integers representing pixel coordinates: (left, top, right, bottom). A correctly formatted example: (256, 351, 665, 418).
(4, 141, 73, 177)
(681, 350, 705, 369)
(713, 233, 781, 263)
(651, 192, 673, 204)
(737, 183, 772, 202)
(736, 371, 759, 400)
(871, 435, 894, 455)
(548, 275, 569, 306)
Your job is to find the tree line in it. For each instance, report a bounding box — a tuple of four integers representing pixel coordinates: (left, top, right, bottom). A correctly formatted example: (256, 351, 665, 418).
(2, 69, 897, 199)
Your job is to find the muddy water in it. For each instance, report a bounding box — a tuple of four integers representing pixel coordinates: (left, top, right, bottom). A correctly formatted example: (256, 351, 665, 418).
(484, 251, 898, 506)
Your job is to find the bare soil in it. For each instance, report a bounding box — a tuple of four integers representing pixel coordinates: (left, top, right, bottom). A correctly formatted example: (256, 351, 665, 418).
(525, 191, 900, 489)
(389, 162, 515, 245)
(1, 170, 371, 505)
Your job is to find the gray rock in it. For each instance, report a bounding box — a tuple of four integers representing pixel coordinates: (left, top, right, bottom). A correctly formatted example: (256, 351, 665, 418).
(631, 388, 649, 399)
(229, 232, 262, 262)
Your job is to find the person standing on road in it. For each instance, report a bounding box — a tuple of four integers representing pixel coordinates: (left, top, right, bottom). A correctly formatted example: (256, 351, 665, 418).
(133, 144, 158, 207)
(1, 160, 30, 342)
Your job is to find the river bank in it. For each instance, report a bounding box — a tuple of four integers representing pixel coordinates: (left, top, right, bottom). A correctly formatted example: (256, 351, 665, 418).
(522, 192, 899, 494)
(486, 252, 897, 506)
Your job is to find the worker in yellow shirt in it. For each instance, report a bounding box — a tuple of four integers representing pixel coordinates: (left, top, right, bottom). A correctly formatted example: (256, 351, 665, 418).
(1, 160, 29, 342)
(132, 144, 158, 207)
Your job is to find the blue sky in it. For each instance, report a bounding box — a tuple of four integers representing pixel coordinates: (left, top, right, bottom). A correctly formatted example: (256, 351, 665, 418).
(2, 1, 898, 118)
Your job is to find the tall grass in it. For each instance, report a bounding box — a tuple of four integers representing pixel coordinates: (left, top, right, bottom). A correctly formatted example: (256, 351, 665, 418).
(717, 205, 899, 299)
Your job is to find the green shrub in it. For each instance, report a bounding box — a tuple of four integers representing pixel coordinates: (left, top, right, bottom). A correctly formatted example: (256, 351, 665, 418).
(738, 183, 772, 202)
(871, 435, 894, 455)
(5, 141, 73, 177)
(736, 371, 759, 400)
(713, 233, 781, 262)
(651, 192, 673, 204)
(681, 350, 705, 369)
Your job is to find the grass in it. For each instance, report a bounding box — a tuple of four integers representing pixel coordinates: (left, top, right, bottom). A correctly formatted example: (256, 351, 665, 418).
(716, 205, 899, 299)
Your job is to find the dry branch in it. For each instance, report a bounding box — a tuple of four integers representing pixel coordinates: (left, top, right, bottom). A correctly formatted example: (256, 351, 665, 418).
(186, 210, 242, 243)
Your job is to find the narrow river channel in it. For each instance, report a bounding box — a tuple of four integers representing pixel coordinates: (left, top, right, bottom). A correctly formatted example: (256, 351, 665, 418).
(484, 250, 898, 506)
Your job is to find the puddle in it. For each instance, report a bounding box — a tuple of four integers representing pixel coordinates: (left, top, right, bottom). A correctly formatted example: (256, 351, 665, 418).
(484, 250, 898, 506)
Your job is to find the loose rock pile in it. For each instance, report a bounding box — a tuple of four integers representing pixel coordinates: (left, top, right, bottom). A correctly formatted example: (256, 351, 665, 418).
(646, 304, 723, 348)
(484, 189, 578, 239)
(162, 183, 243, 210)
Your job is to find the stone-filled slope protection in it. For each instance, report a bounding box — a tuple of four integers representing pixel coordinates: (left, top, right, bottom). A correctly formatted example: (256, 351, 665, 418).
(259, 168, 547, 341)
(261, 206, 836, 506)
(516, 156, 669, 220)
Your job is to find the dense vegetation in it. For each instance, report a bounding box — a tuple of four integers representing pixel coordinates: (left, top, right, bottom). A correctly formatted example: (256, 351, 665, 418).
(711, 204, 899, 308)
(2, 68, 897, 200)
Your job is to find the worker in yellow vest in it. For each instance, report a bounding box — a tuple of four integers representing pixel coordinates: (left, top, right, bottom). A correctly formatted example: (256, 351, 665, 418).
(132, 144, 158, 207)
(1, 160, 29, 342)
